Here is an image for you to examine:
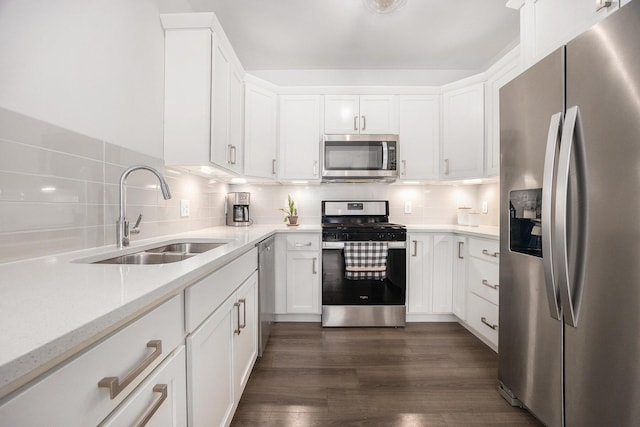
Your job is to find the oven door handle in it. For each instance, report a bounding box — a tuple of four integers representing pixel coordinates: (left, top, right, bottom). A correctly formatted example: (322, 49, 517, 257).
(322, 241, 407, 249)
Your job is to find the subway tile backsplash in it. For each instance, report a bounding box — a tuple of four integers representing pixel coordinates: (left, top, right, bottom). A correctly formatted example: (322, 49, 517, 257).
(0, 108, 227, 263)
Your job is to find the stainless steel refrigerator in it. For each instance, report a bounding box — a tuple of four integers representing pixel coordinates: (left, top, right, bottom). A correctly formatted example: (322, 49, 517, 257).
(499, 2, 640, 426)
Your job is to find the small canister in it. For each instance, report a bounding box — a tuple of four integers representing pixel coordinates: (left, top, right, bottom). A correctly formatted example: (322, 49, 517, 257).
(457, 207, 471, 225)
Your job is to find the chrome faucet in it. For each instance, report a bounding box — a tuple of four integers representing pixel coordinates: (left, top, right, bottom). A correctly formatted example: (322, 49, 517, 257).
(117, 165, 172, 248)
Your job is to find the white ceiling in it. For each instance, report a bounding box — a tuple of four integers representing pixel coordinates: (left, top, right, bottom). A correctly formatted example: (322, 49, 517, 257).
(201, 0, 520, 72)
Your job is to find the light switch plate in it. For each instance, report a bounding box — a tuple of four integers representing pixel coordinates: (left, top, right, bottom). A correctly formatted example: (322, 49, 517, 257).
(482, 201, 488, 214)
(404, 201, 412, 214)
(180, 199, 190, 217)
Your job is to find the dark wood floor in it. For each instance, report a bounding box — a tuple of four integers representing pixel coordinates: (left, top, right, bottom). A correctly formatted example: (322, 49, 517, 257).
(231, 322, 541, 426)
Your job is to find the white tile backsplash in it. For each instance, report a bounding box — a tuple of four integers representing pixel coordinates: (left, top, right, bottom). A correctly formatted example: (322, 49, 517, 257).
(0, 108, 227, 263)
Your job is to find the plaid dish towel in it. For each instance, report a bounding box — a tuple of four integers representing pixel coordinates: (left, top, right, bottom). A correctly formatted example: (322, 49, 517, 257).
(344, 242, 388, 280)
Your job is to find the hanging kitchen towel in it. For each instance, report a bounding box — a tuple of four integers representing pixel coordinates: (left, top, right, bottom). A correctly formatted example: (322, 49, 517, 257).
(344, 242, 388, 280)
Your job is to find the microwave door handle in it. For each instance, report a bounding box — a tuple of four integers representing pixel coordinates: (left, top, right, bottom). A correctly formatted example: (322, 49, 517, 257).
(381, 141, 388, 170)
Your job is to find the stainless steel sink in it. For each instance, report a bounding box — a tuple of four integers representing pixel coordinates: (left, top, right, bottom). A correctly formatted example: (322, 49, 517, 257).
(145, 242, 227, 254)
(89, 240, 229, 264)
(95, 252, 195, 265)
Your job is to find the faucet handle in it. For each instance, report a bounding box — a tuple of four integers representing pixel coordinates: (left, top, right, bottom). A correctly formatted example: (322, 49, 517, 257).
(130, 213, 143, 235)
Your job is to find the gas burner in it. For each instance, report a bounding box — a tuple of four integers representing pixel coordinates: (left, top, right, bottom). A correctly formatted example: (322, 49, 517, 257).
(321, 201, 406, 242)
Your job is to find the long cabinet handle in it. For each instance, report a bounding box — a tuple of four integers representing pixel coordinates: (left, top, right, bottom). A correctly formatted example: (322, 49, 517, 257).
(312, 257, 317, 274)
(481, 317, 498, 331)
(556, 105, 586, 328)
(135, 384, 168, 427)
(231, 145, 237, 165)
(312, 160, 318, 176)
(234, 301, 242, 335)
(542, 112, 563, 321)
(412, 240, 418, 257)
(272, 159, 277, 175)
(444, 159, 450, 175)
(482, 249, 499, 258)
(239, 298, 247, 329)
(98, 340, 163, 400)
(481, 279, 499, 290)
(361, 115, 366, 130)
(295, 242, 313, 247)
(353, 116, 358, 131)
(458, 241, 464, 259)
(402, 160, 407, 176)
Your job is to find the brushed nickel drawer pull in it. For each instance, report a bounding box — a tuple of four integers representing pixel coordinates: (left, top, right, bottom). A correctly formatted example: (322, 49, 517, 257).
(354, 115, 358, 131)
(295, 242, 313, 247)
(98, 340, 163, 400)
(412, 240, 418, 257)
(272, 159, 277, 175)
(135, 384, 168, 427)
(234, 301, 242, 335)
(239, 298, 247, 329)
(361, 115, 366, 130)
(312, 257, 318, 274)
(481, 317, 498, 330)
(458, 241, 464, 259)
(482, 249, 500, 258)
(482, 279, 499, 290)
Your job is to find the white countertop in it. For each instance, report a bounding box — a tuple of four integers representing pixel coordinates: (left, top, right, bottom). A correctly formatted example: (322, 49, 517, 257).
(0, 223, 497, 399)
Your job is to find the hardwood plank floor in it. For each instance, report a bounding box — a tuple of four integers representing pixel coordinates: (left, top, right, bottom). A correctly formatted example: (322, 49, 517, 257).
(232, 322, 542, 427)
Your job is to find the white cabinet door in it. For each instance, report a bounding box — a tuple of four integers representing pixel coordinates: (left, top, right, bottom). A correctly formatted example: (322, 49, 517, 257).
(210, 33, 231, 170)
(398, 95, 439, 180)
(244, 83, 277, 179)
(452, 236, 467, 321)
(323, 95, 359, 134)
(485, 51, 520, 177)
(408, 233, 453, 314)
(100, 346, 187, 427)
(441, 82, 485, 180)
(432, 235, 453, 313)
(233, 272, 258, 401)
(286, 251, 320, 314)
(279, 95, 321, 180)
(163, 28, 212, 165)
(407, 234, 434, 314)
(186, 296, 234, 427)
(324, 95, 397, 134)
(359, 95, 398, 134)
(227, 65, 244, 174)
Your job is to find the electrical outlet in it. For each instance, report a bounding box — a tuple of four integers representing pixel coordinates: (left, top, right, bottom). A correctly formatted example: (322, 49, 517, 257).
(404, 201, 412, 214)
(180, 199, 190, 217)
(482, 201, 488, 214)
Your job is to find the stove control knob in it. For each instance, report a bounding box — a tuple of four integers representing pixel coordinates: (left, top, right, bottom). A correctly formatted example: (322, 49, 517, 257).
(377, 233, 385, 241)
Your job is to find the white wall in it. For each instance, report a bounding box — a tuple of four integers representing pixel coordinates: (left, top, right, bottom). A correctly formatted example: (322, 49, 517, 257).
(0, 0, 167, 158)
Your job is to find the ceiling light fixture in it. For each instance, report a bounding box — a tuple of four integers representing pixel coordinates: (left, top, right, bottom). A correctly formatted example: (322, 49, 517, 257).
(363, 0, 407, 14)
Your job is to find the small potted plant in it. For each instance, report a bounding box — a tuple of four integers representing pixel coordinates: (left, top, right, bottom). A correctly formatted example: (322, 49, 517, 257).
(280, 194, 298, 226)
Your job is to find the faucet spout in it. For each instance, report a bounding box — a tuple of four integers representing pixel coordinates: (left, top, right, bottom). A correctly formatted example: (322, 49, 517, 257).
(117, 165, 172, 248)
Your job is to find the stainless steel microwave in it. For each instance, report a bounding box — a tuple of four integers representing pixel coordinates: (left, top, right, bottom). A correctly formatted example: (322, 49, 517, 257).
(322, 134, 398, 182)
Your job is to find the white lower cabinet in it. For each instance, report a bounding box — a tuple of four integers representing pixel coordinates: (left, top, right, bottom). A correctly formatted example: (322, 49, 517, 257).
(185, 250, 258, 427)
(452, 236, 468, 321)
(285, 234, 321, 314)
(0, 295, 185, 426)
(100, 346, 187, 427)
(407, 233, 453, 317)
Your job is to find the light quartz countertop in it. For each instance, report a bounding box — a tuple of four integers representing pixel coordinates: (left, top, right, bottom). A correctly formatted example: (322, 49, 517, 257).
(0, 223, 497, 400)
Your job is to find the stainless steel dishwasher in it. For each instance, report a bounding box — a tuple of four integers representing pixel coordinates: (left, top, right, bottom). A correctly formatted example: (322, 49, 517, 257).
(257, 236, 275, 356)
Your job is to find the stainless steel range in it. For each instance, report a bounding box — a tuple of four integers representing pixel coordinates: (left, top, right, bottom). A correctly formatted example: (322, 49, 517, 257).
(321, 200, 406, 327)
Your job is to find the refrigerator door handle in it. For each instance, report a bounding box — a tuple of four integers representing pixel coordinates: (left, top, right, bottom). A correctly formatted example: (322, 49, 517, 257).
(556, 105, 585, 328)
(542, 112, 563, 320)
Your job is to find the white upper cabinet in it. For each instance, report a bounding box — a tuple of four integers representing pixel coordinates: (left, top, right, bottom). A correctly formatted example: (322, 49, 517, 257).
(161, 13, 245, 174)
(485, 47, 520, 177)
(518, 0, 619, 68)
(279, 95, 322, 180)
(441, 81, 485, 180)
(398, 95, 440, 181)
(244, 80, 277, 179)
(324, 95, 397, 134)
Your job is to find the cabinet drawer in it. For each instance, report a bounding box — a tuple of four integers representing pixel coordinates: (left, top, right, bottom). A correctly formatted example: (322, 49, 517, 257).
(100, 346, 187, 426)
(0, 295, 184, 426)
(469, 257, 499, 305)
(468, 237, 500, 263)
(286, 234, 319, 251)
(185, 248, 257, 332)
(467, 293, 499, 347)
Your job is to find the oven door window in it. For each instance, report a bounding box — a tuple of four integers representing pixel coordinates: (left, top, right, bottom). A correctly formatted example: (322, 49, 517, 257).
(324, 142, 383, 170)
(322, 246, 406, 305)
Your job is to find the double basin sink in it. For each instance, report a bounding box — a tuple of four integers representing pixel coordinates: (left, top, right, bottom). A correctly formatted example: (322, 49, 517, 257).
(93, 241, 228, 265)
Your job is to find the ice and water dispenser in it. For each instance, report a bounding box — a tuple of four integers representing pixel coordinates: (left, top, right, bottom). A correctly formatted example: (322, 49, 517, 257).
(509, 189, 543, 257)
